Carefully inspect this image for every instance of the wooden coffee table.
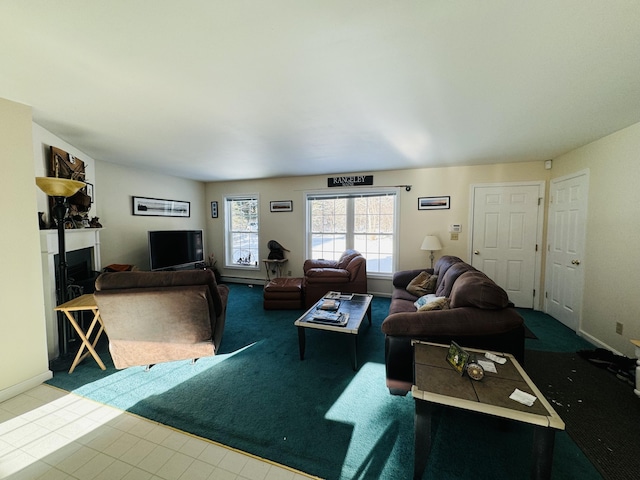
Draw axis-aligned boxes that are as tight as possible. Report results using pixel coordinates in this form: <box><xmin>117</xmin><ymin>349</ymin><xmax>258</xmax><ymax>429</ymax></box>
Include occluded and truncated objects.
<box><xmin>294</xmin><ymin>292</ymin><xmax>373</xmax><ymax>370</ymax></box>
<box><xmin>412</xmin><ymin>341</ymin><xmax>565</xmax><ymax>480</ymax></box>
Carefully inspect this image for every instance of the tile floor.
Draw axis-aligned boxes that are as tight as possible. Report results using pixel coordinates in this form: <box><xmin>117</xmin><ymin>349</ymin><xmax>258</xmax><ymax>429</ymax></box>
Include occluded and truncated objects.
<box><xmin>0</xmin><ymin>385</ymin><xmax>317</xmax><ymax>480</ymax></box>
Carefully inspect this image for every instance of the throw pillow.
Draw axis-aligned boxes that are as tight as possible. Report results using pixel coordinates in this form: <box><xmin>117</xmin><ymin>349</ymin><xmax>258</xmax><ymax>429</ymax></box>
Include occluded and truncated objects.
<box><xmin>418</xmin><ymin>297</ymin><xmax>450</xmax><ymax>311</ymax></box>
<box><xmin>407</xmin><ymin>271</ymin><xmax>438</xmax><ymax>297</ymax></box>
<box><xmin>414</xmin><ymin>293</ymin><xmax>436</xmax><ymax>309</ymax></box>
<box><xmin>449</xmin><ymin>271</ymin><xmax>509</xmax><ymax>309</ymax></box>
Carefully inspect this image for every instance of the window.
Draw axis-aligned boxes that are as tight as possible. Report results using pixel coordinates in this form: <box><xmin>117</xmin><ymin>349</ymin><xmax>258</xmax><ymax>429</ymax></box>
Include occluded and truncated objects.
<box><xmin>224</xmin><ymin>195</ymin><xmax>259</xmax><ymax>268</ymax></box>
<box><xmin>306</xmin><ymin>189</ymin><xmax>397</xmax><ymax>275</ymax></box>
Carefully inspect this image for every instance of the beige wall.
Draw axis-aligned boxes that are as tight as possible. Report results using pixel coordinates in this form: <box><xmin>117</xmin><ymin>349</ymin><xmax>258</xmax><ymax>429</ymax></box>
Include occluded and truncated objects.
<box><xmin>551</xmin><ymin>122</ymin><xmax>640</xmax><ymax>357</ymax></box>
<box><xmin>205</xmin><ymin>161</ymin><xmax>549</xmax><ymax>295</ymax></box>
<box><xmin>95</xmin><ymin>161</ymin><xmax>207</xmax><ymax>270</ymax></box>
<box><xmin>0</xmin><ymin>98</ymin><xmax>51</xmax><ymax>401</ymax></box>
<box><xmin>32</xmin><ymin>122</ymin><xmax>207</xmax><ymax>271</ymax></box>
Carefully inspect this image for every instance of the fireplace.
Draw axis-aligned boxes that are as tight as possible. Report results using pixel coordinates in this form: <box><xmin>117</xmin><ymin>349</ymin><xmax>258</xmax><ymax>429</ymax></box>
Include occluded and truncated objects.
<box><xmin>41</xmin><ymin>228</ymin><xmax>102</xmax><ymax>360</ymax></box>
<box><xmin>54</xmin><ymin>247</ymin><xmax>100</xmax><ymax>299</ymax></box>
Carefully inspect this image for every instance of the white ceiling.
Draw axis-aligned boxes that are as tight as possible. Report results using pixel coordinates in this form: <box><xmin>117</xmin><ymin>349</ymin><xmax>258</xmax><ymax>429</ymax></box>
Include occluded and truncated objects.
<box><xmin>2</xmin><ymin>1</ymin><xmax>640</xmax><ymax>182</ymax></box>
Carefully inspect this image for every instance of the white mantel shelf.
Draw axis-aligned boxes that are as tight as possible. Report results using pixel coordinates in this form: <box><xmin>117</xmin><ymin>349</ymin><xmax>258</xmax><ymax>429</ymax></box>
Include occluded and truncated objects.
<box><xmin>40</xmin><ymin>228</ymin><xmax>102</xmax><ymax>360</ymax></box>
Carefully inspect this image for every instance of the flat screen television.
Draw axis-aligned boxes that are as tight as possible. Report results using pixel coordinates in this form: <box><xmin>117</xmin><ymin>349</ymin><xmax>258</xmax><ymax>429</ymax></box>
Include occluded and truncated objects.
<box><xmin>148</xmin><ymin>230</ymin><xmax>204</xmax><ymax>271</ymax></box>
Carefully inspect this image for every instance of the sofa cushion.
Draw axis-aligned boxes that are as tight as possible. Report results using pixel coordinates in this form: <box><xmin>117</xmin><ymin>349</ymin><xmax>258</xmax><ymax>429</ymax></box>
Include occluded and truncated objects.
<box><xmin>393</xmin><ymin>269</ymin><xmax>432</xmax><ymax>289</ymax></box>
<box><xmin>406</xmin><ymin>271</ymin><xmax>437</xmax><ymax>297</ymax></box>
<box><xmin>303</xmin><ymin>268</ymin><xmax>349</xmax><ymax>283</ymax></box>
<box><xmin>95</xmin><ymin>269</ymin><xmax>225</xmax><ymax>316</ymax></box>
<box><xmin>413</xmin><ymin>293</ymin><xmax>437</xmax><ymax>309</ymax></box>
<box><xmin>435</xmin><ymin>261</ymin><xmax>476</xmax><ymax>297</ymax></box>
<box><xmin>337</xmin><ymin>249</ymin><xmax>361</xmax><ymax>269</ymax></box>
<box><xmin>449</xmin><ymin>271</ymin><xmax>509</xmax><ymax>309</ymax></box>
<box><xmin>433</xmin><ymin>256</ymin><xmax>464</xmax><ymax>291</ymax></box>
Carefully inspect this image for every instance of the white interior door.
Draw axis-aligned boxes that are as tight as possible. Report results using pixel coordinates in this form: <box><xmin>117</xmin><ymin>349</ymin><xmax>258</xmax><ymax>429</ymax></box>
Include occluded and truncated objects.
<box><xmin>545</xmin><ymin>171</ymin><xmax>589</xmax><ymax>332</ymax></box>
<box><xmin>471</xmin><ymin>184</ymin><xmax>542</xmax><ymax>308</ymax></box>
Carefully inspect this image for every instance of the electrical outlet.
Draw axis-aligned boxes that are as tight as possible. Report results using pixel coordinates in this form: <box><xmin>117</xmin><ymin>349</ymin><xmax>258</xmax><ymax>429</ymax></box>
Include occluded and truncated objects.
<box><xmin>616</xmin><ymin>322</ymin><xmax>623</xmax><ymax>335</ymax></box>
<box><xmin>287</xmin><ymin>270</ymin><xmax>292</xmax><ymax>277</ymax></box>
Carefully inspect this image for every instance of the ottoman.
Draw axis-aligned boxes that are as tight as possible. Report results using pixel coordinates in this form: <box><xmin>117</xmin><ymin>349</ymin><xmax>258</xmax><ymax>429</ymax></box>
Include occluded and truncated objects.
<box><xmin>263</xmin><ymin>277</ymin><xmax>303</xmax><ymax>310</ymax></box>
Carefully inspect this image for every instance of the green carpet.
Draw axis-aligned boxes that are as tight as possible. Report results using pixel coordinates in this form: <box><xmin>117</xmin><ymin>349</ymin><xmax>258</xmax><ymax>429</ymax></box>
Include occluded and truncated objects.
<box><xmin>47</xmin><ymin>284</ymin><xmax>602</xmax><ymax>479</ymax></box>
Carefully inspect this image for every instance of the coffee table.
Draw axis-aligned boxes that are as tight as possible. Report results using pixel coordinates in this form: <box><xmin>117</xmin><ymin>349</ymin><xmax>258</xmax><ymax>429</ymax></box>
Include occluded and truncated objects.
<box><xmin>412</xmin><ymin>341</ymin><xmax>565</xmax><ymax>480</ymax></box>
<box><xmin>294</xmin><ymin>292</ymin><xmax>373</xmax><ymax>370</ymax></box>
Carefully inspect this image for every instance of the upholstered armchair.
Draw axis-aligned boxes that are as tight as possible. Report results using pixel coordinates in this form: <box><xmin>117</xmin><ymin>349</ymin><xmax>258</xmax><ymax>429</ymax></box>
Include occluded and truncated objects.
<box><xmin>303</xmin><ymin>249</ymin><xmax>368</xmax><ymax>308</ymax></box>
<box><xmin>94</xmin><ymin>269</ymin><xmax>229</xmax><ymax>369</ymax></box>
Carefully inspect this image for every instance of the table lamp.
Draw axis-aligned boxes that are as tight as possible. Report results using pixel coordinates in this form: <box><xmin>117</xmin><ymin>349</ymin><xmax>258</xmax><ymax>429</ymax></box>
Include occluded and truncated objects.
<box><xmin>420</xmin><ymin>235</ymin><xmax>442</xmax><ymax>269</ymax></box>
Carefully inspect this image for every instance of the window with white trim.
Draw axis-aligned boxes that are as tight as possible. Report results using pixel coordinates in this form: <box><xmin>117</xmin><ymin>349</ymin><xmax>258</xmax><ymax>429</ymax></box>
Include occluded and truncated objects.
<box><xmin>224</xmin><ymin>195</ymin><xmax>259</xmax><ymax>268</ymax></box>
<box><xmin>306</xmin><ymin>189</ymin><xmax>398</xmax><ymax>275</ymax></box>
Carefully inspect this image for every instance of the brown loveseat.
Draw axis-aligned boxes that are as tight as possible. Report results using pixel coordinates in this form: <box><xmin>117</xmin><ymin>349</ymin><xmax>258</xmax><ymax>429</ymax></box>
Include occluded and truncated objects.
<box><xmin>302</xmin><ymin>249</ymin><xmax>368</xmax><ymax>308</ymax></box>
<box><xmin>94</xmin><ymin>269</ymin><xmax>229</xmax><ymax>369</ymax></box>
<box><xmin>381</xmin><ymin>256</ymin><xmax>524</xmax><ymax>395</ymax></box>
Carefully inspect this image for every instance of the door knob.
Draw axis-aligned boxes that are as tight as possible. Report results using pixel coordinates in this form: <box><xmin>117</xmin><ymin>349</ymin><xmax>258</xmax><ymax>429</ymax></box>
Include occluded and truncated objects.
<box><xmin>571</xmin><ymin>259</ymin><xmax>581</xmax><ymax>265</ymax></box>
<box><xmin>474</xmin><ymin>250</ymin><xmax>479</xmax><ymax>255</ymax></box>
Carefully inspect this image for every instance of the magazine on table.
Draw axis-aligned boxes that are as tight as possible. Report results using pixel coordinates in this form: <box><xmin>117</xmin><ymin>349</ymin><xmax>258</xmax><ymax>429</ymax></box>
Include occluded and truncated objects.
<box><xmin>308</xmin><ymin>310</ymin><xmax>350</xmax><ymax>326</ymax></box>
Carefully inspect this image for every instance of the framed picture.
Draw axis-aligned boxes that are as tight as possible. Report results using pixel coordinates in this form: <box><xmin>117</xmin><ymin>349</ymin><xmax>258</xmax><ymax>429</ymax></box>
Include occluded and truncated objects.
<box><xmin>418</xmin><ymin>196</ymin><xmax>450</xmax><ymax>210</ymax></box>
<box><xmin>446</xmin><ymin>341</ymin><xmax>470</xmax><ymax>375</ymax></box>
<box><xmin>85</xmin><ymin>182</ymin><xmax>94</xmax><ymax>203</ymax></box>
<box><xmin>270</xmin><ymin>200</ymin><xmax>293</xmax><ymax>212</ymax></box>
<box><xmin>132</xmin><ymin>196</ymin><xmax>190</xmax><ymax>217</ymax></box>
<box><xmin>211</xmin><ymin>201</ymin><xmax>218</xmax><ymax>218</ymax></box>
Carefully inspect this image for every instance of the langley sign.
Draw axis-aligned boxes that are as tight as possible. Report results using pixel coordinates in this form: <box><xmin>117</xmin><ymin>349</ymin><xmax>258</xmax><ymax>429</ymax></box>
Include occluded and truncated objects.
<box><xmin>328</xmin><ymin>175</ymin><xmax>373</xmax><ymax>187</ymax></box>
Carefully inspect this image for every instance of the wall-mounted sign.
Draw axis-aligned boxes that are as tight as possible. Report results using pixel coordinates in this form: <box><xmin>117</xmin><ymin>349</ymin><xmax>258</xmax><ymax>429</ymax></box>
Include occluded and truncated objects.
<box><xmin>328</xmin><ymin>175</ymin><xmax>373</xmax><ymax>187</ymax></box>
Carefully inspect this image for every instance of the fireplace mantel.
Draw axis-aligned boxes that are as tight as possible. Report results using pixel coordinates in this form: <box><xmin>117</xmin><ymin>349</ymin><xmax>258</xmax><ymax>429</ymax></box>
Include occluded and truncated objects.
<box><xmin>40</xmin><ymin>228</ymin><xmax>102</xmax><ymax>360</ymax></box>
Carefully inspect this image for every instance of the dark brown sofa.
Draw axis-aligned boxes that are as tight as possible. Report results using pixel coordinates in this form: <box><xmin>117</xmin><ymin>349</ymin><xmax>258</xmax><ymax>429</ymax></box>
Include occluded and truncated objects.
<box><xmin>302</xmin><ymin>249</ymin><xmax>367</xmax><ymax>308</ymax></box>
<box><xmin>94</xmin><ymin>269</ymin><xmax>229</xmax><ymax>369</ymax></box>
<box><xmin>381</xmin><ymin>255</ymin><xmax>524</xmax><ymax>395</ymax></box>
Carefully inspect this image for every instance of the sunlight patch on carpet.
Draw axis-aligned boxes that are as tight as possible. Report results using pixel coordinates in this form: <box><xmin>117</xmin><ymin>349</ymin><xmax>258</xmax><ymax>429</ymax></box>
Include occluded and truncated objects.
<box><xmin>324</xmin><ymin>362</ymin><xmax>414</xmax><ymax>479</ymax></box>
<box><xmin>69</xmin><ymin>342</ymin><xmax>258</xmax><ymax>409</ymax></box>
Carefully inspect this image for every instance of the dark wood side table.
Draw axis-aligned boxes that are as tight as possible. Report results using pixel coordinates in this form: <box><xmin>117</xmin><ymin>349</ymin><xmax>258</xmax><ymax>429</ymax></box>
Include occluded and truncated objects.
<box><xmin>294</xmin><ymin>292</ymin><xmax>373</xmax><ymax>370</ymax></box>
<box><xmin>412</xmin><ymin>341</ymin><xmax>564</xmax><ymax>480</ymax></box>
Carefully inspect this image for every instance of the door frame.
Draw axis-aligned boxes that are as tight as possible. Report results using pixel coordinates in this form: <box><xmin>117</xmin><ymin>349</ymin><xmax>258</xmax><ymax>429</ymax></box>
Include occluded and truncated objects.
<box><xmin>543</xmin><ymin>169</ymin><xmax>590</xmax><ymax>331</ymax></box>
<box><xmin>469</xmin><ymin>181</ymin><xmax>546</xmax><ymax>310</ymax></box>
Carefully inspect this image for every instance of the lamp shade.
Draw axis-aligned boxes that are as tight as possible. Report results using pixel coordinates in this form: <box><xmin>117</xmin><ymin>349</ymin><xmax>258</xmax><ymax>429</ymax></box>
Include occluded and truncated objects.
<box><xmin>420</xmin><ymin>235</ymin><xmax>442</xmax><ymax>251</ymax></box>
<box><xmin>36</xmin><ymin>177</ymin><xmax>85</xmax><ymax>197</ymax></box>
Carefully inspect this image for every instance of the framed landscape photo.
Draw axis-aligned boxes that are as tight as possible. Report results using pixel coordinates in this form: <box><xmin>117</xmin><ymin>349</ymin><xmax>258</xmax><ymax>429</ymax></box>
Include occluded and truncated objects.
<box><xmin>270</xmin><ymin>200</ymin><xmax>293</xmax><ymax>212</ymax></box>
<box><xmin>418</xmin><ymin>196</ymin><xmax>450</xmax><ymax>210</ymax></box>
<box><xmin>446</xmin><ymin>341</ymin><xmax>470</xmax><ymax>375</ymax></box>
<box><xmin>132</xmin><ymin>196</ymin><xmax>190</xmax><ymax>217</ymax></box>
<box><xmin>211</xmin><ymin>201</ymin><xmax>218</xmax><ymax>218</ymax></box>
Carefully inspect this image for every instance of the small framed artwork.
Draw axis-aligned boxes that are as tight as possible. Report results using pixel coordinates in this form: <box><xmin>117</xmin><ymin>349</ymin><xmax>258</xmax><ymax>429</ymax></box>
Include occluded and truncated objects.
<box><xmin>132</xmin><ymin>196</ymin><xmax>190</xmax><ymax>217</ymax></box>
<box><xmin>211</xmin><ymin>201</ymin><xmax>218</xmax><ymax>218</ymax></box>
<box><xmin>270</xmin><ymin>200</ymin><xmax>293</xmax><ymax>212</ymax></box>
<box><xmin>446</xmin><ymin>341</ymin><xmax>470</xmax><ymax>375</ymax></box>
<box><xmin>418</xmin><ymin>196</ymin><xmax>450</xmax><ymax>210</ymax></box>
<box><xmin>85</xmin><ymin>182</ymin><xmax>94</xmax><ymax>203</ymax></box>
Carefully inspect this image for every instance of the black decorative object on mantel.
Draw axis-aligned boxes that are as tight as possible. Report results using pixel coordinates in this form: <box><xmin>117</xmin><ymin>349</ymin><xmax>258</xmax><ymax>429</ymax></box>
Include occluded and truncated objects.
<box><xmin>38</xmin><ymin>211</ymin><xmax>47</xmax><ymax>229</ymax></box>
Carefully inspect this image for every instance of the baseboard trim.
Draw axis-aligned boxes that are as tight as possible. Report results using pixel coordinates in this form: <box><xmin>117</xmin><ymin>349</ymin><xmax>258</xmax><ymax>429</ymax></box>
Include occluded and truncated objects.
<box><xmin>0</xmin><ymin>370</ymin><xmax>53</xmax><ymax>403</ymax></box>
<box><xmin>220</xmin><ymin>276</ymin><xmax>267</xmax><ymax>287</ymax></box>
<box><xmin>579</xmin><ymin>330</ymin><xmax>624</xmax><ymax>356</ymax></box>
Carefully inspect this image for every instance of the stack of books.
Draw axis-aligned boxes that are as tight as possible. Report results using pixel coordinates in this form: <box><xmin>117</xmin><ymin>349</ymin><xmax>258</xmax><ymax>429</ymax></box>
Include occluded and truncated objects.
<box><xmin>318</xmin><ymin>299</ymin><xmax>340</xmax><ymax>310</ymax></box>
